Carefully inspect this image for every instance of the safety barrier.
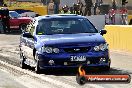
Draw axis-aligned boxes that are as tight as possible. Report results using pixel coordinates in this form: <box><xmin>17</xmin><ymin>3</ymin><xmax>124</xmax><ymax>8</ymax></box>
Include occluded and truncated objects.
<box><xmin>104</xmin><ymin>25</ymin><xmax>132</xmax><ymax>53</ymax></box>
<box><xmin>8</xmin><ymin>6</ymin><xmax>47</xmax><ymax>16</ymax></box>
<box><xmin>128</xmin><ymin>15</ymin><xmax>132</xmax><ymax>24</ymax></box>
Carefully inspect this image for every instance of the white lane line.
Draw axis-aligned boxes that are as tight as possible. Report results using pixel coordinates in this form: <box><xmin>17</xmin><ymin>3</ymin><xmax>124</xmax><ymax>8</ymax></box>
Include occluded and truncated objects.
<box><xmin>0</xmin><ymin>60</ymin><xmax>76</xmax><ymax>88</ymax></box>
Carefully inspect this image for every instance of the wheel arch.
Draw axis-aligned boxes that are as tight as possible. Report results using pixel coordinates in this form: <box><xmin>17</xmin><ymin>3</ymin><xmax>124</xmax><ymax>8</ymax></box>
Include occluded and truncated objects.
<box><xmin>19</xmin><ymin>23</ymin><xmax>27</xmax><ymax>27</ymax></box>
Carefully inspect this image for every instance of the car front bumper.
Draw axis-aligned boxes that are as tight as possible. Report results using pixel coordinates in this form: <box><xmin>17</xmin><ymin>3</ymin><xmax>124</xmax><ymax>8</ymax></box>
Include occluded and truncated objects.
<box><xmin>37</xmin><ymin>51</ymin><xmax>111</xmax><ymax>69</ymax></box>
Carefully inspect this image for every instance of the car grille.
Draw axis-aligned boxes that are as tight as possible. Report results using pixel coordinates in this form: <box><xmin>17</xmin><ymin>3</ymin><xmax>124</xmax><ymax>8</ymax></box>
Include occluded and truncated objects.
<box><xmin>63</xmin><ymin>47</ymin><xmax>91</xmax><ymax>53</ymax></box>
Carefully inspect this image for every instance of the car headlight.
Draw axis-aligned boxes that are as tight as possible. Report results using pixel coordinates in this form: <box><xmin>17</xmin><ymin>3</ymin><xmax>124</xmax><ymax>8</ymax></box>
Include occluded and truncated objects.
<box><xmin>94</xmin><ymin>43</ymin><xmax>108</xmax><ymax>51</ymax></box>
<box><xmin>94</xmin><ymin>46</ymin><xmax>100</xmax><ymax>51</ymax></box>
<box><xmin>99</xmin><ymin>44</ymin><xmax>108</xmax><ymax>51</ymax></box>
<box><xmin>44</xmin><ymin>47</ymin><xmax>53</xmax><ymax>53</ymax></box>
<box><xmin>53</xmin><ymin>48</ymin><xmax>60</xmax><ymax>53</ymax></box>
<box><xmin>42</xmin><ymin>46</ymin><xmax>59</xmax><ymax>53</ymax></box>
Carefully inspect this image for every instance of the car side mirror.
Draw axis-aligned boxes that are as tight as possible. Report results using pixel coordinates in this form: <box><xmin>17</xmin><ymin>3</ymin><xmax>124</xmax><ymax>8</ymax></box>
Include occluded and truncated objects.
<box><xmin>23</xmin><ymin>32</ymin><xmax>33</xmax><ymax>38</ymax></box>
<box><xmin>100</xmin><ymin>29</ymin><xmax>107</xmax><ymax>35</ymax></box>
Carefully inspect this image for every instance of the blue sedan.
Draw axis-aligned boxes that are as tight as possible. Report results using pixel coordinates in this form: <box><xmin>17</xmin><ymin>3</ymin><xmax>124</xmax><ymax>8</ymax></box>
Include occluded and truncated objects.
<box><xmin>19</xmin><ymin>14</ymin><xmax>111</xmax><ymax>73</ymax></box>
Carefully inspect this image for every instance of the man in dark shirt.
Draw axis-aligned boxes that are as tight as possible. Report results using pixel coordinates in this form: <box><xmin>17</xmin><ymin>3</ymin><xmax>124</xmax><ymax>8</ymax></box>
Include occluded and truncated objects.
<box><xmin>1</xmin><ymin>7</ymin><xmax>10</xmax><ymax>33</ymax></box>
<box><xmin>84</xmin><ymin>0</ymin><xmax>93</xmax><ymax>16</ymax></box>
<box><xmin>53</xmin><ymin>0</ymin><xmax>60</xmax><ymax>14</ymax></box>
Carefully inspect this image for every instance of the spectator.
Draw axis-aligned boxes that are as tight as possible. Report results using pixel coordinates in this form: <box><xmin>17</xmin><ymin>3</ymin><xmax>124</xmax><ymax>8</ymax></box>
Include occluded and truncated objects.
<box><xmin>73</xmin><ymin>4</ymin><xmax>81</xmax><ymax>15</ymax></box>
<box><xmin>1</xmin><ymin>6</ymin><xmax>10</xmax><ymax>33</ymax></box>
<box><xmin>93</xmin><ymin>3</ymin><xmax>98</xmax><ymax>15</ymax></box>
<box><xmin>0</xmin><ymin>0</ymin><xmax>4</xmax><ymax>6</ymax></box>
<box><xmin>61</xmin><ymin>5</ymin><xmax>71</xmax><ymax>14</ymax></box>
<box><xmin>53</xmin><ymin>0</ymin><xmax>60</xmax><ymax>14</ymax></box>
<box><xmin>84</xmin><ymin>0</ymin><xmax>93</xmax><ymax>16</ymax></box>
<box><xmin>77</xmin><ymin>0</ymin><xmax>84</xmax><ymax>15</ymax></box>
<box><xmin>3</xmin><ymin>3</ymin><xmax>7</xmax><ymax>7</ymax></box>
<box><xmin>112</xmin><ymin>0</ymin><xmax>117</xmax><ymax>10</ymax></box>
<box><xmin>48</xmin><ymin>0</ymin><xmax>54</xmax><ymax>15</ymax></box>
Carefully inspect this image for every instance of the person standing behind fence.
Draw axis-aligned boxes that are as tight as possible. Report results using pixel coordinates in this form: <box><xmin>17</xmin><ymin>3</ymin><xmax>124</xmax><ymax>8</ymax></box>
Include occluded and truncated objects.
<box><xmin>84</xmin><ymin>0</ymin><xmax>93</xmax><ymax>16</ymax></box>
<box><xmin>112</xmin><ymin>0</ymin><xmax>117</xmax><ymax>10</ymax></box>
<box><xmin>77</xmin><ymin>0</ymin><xmax>84</xmax><ymax>15</ymax></box>
<box><xmin>1</xmin><ymin>4</ymin><xmax>10</xmax><ymax>33</ymax></box>
<box><xmin>53</xmin><ymin>0</ymin><xmax>60</xmax><ymax>14</ymax></box>
<box><xmin>61</xmin><ymin>5</ymin><xmax>71</xmax><ymax>14</ymax></box>
<box><xmin>48</xmin><ymin>0</ymin><xmax>54</xmax><ymax>15</ymax></box>
<box><xmin>73</xmin><ymin>4</ymin><xmax>81</xmax><ymax>15</ymax></box>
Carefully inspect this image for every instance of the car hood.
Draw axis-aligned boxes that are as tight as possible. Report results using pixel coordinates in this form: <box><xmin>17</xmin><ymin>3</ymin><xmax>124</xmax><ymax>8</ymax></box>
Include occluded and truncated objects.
<box><xmin>35</xmin><ymin>33</ymin><xmax>106</xmax><ymax>48</ymax></box>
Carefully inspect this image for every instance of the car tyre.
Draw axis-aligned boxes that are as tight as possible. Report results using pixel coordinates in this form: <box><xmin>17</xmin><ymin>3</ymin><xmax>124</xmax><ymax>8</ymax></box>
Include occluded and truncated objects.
<box><xmin>104</xmin><ymin>66</ymin><xmax>110</xmax><ymax>71</ymax></box>
<box><xmin>35</xmin><ymin>54</ymin><xmax>41</xmax><ymax>74</ymax></box>
<box><xmin>19</xmin><ymin>24</ymin><xmax>27</xmax><ymax>33</ymax></box>
<box><xmin>20</xmin><ymin>51</ymin><xmax>28</xmax><ymax>69</ymax></box>
<box><xmin>101</xmin><ymin>66</ymin><xmax>110</xmax><ymax>71</ymax></box>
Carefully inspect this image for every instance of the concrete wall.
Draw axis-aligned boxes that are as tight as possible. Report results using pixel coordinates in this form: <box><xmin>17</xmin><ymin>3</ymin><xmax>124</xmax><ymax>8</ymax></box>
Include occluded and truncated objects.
<box><xmin>104</xmin><ymin>25</ymin><xmax>132</xmax><ymax>53</ymax></box>
<box><xmin>8</xmin><ymin>6</ymin><xmax>47</xmax><ymax>15</ymax></box>
<box><xmin>128</xmin><ymin>15</ymin><xmax>132</xmax><ymax>23</ymax></box>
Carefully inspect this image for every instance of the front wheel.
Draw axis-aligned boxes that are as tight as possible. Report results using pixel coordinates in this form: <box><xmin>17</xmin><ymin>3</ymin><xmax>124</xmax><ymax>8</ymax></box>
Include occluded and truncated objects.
<box><xmin>103</xmin><ymin>66</ymin><xmax>110</xmax><ymax>71</ymax></box>
<box><xmin>20</xmin><ymin>50</ymin><xmax>28</xmax><ymax>69</ymax></box>
<box><xmin>100</xmin><ymin>66</ymin><xmax>110</xmax><ymax>71</ymax></box>
<box><xmin>34</xmin><ymin>54</ymin><xmax>42</xmax><ymax>74</ymax></box>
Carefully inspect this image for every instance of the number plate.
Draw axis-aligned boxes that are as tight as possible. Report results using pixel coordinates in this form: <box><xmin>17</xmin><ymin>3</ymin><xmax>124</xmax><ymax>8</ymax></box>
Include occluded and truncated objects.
<box><xmin>70</xmin><ymin>56</ymin><xmax>86</xmax><ymax>61</ymax></box>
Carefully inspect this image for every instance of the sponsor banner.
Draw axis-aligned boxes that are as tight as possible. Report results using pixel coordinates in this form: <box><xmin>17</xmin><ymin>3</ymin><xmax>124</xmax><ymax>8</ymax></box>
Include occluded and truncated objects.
<box><xmin>76</xmin><ymin>66</ymin><xmax>131</xmax><ymax>85</ymax></box>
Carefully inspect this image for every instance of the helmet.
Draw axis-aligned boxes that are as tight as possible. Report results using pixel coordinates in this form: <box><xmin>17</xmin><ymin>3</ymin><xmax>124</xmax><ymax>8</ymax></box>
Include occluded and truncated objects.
<box><xmin>73</xmin><ymin>3</ymin><xmax>77</xmax><ymax>8</ymax></box>
<box><xmin>73</xmin><ymin>3</ymin><xmax>76</xmax><ymax>6</ymax></box>
<box><xmin>76</xmin><ymin>4</ymin><xmax>80</xmax><ymax>9</ymax></box>
<box><xmin>76</xmin><ymin>4</ymin><xmax>80</xmax><ymax>6</ymax></box>
<box><xmin>62</xmin><ymin>5</ymin><xmax>69</xmax><ymax>11</ymax></box>
<box><xmin>63</xmin><ymin>5</ymin><xmax>68</xmax><ymax>8</ymax></box>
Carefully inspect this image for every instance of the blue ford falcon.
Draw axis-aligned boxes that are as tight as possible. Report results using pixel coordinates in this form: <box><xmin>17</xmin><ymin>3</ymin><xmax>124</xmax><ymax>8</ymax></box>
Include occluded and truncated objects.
<box><xmin>19</xmin><ymin>14</ymin><xmax>111</xmax><ymax>73</ymax></box>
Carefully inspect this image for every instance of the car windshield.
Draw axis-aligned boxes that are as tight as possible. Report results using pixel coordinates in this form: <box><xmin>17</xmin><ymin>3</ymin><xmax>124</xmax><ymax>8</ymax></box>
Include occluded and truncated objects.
<box><xmin>36</xmin><ymin>18</ymin><xmax>98</xmax><ymax>35</ymax></box>
<box><xmin>9</xmin><ymin>11</ymin><xmax>21</xmax><ymax>18</ymax></box>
